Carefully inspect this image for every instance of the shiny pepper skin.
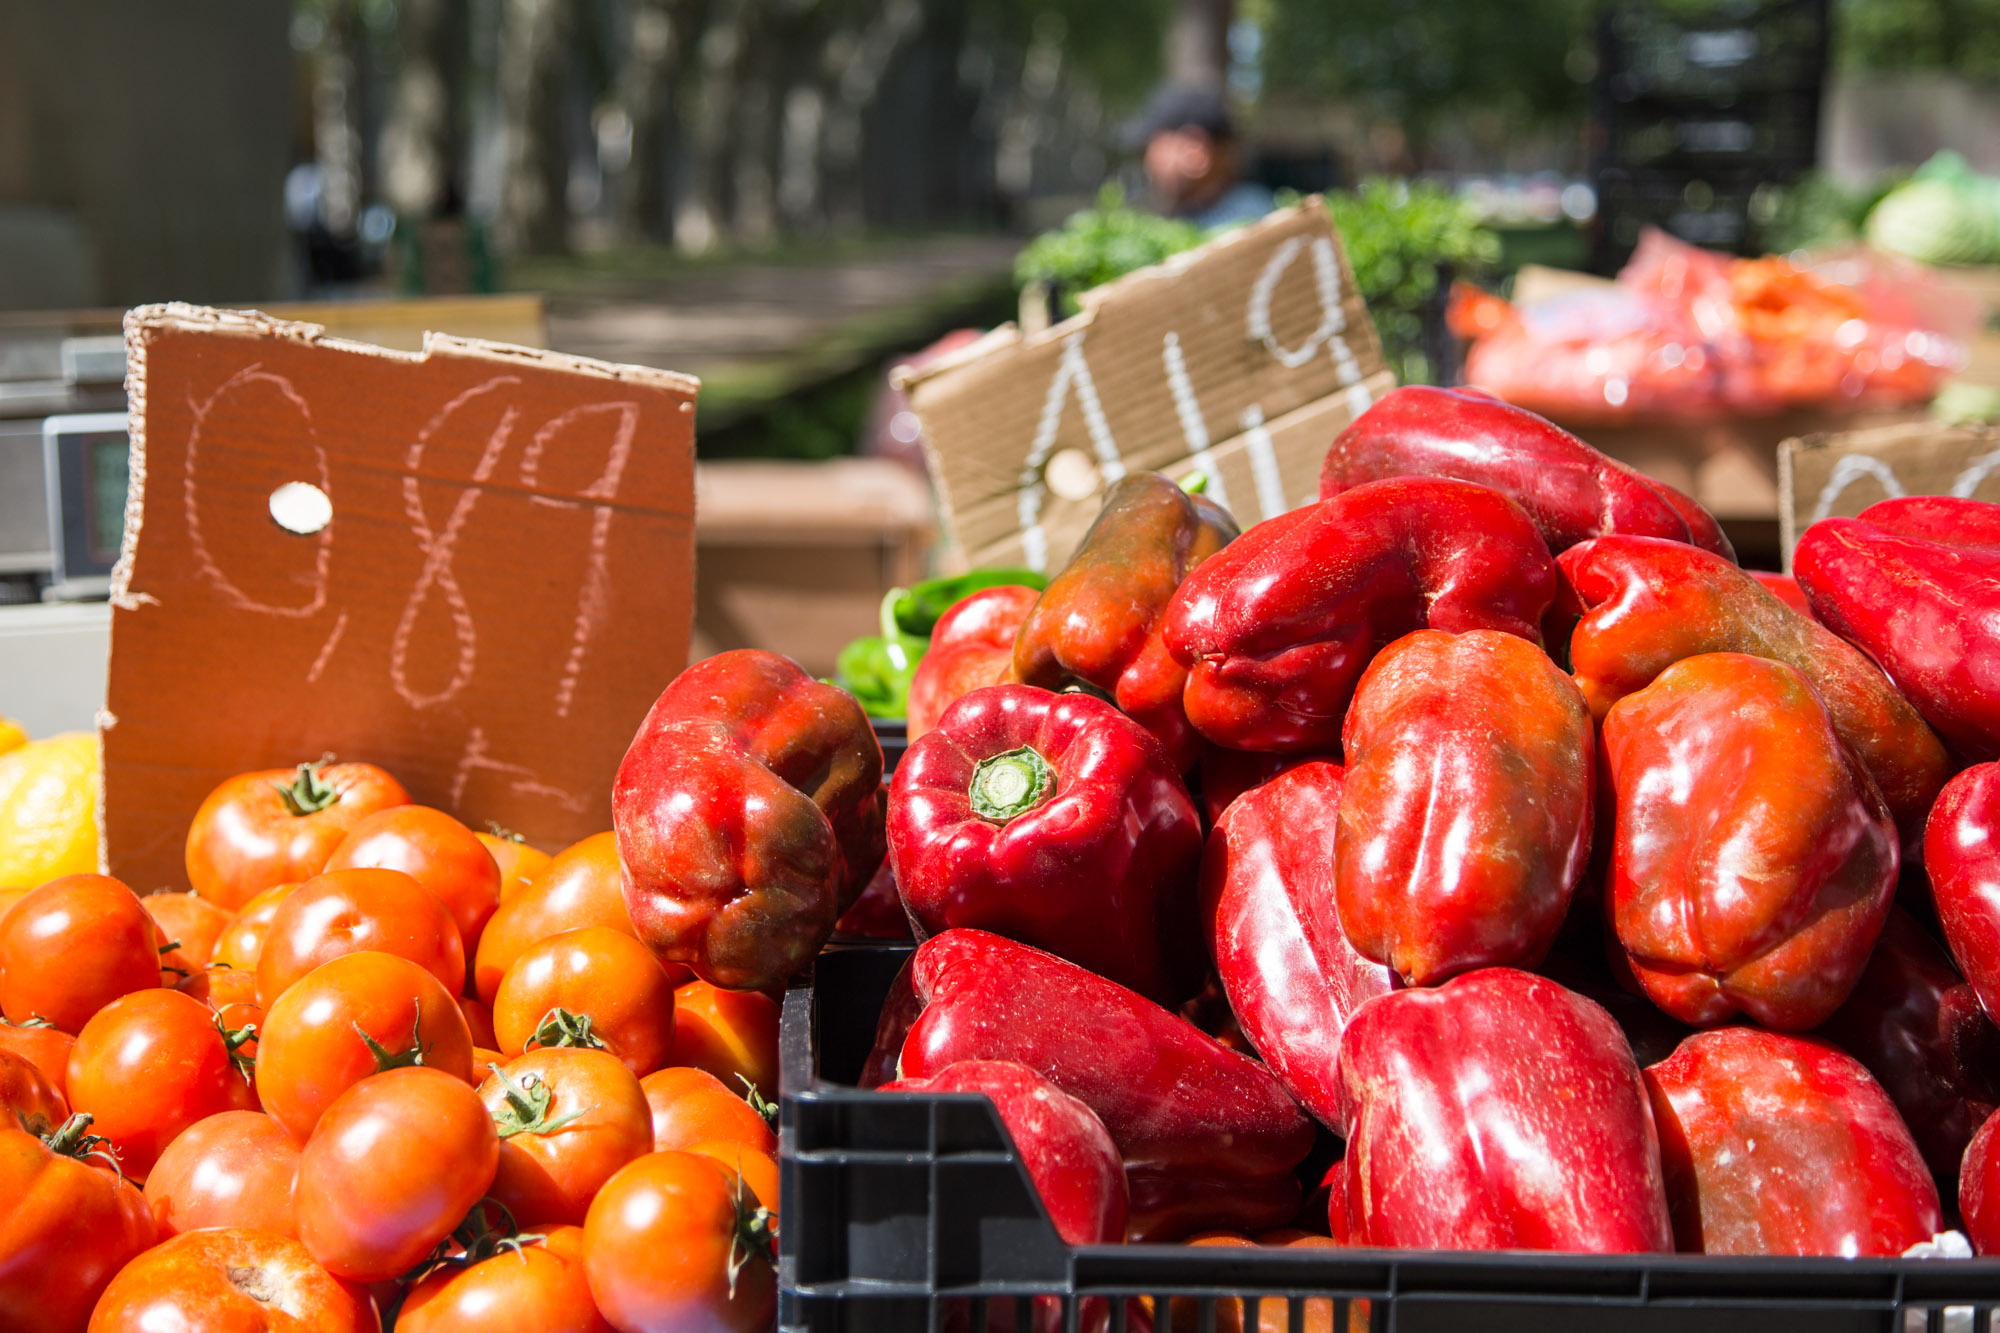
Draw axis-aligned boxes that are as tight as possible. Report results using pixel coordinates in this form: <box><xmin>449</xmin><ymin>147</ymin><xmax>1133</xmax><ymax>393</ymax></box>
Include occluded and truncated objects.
<box><xmin>1013</xmin><ymin>473</ymin><xmax>1237</xmax><ymax>769</ymax></box>
<box><xmin>1320</xmin><ymin>385</ymin><xmax>1734</xmax><ymax>559</ymax></box>
<box><xmin>1817</xmin><ymin>906</ymin><xmax>2000</xmax><ymax>1189</ymax></box>
<box><xmin>614</xmin><ymin>649</ymin><xmax>885</xmax><ymax>992</ymax></box>
<box><xmin>1164</xmin><ymin>477</ymin><xmax>1559</xmax><ymax>754</ymax></box>
<box><xmin>1336</xmin><ymin>629</ymin><xmax>1593</xmax><ymax>986</ymax></box>
<box><xmin>896</xmin><ymin>929</ymin><xmax>1315</xmax><ymax>1243</ymax></box>
<box><xmin>1562</xmin><ymin>534</ymin><xmax>1949</xmax><ymax>849</ymax></box>
<box><xmin>889</xmin><ymin>685</ymin><xmax>1204</xmax><ymax>1005</ymax></box>
<box><xmin>1200</xmin><ymin>760</ymin><xmax>1395</xmax><ymax>1129</ymax></box>
<box><xmin>1332</xmin><ymin>967</ymin><xmax>1673</xmax><ymax>1252</ymax></box>
<box><xmin>1645</xmin><ymin>1027</ymin><xmax>1940</xmax><ymax>1256</ymax></box>
<box><xmin>906</xmin><ymin>585</ymin><xmax>1041</xmax><ymax>740</ymax></box>
<box><xmin>1795</xmin><ymin>495</ymin><xmax>2000</xmax><ymax>761</ymax></box>
<box><xmin>1602</xmin><ymin>653</ymin><xmax>1898</xmax><ymax>1030</ymax></box>
<box><xmin>1961</xmin><ymin>1109</ymin><xmax>2000</xmax><ymax>1255</ymax></box>
<box><xmin>1926</xmin><ymin>762</ymin><xmax>2000</xmax><ymax>1025</ymax></box>
<box><xmin>881</xmin><ymin>1059</ymin><xmax>1127</xmax><ymax>1246</ymax></box>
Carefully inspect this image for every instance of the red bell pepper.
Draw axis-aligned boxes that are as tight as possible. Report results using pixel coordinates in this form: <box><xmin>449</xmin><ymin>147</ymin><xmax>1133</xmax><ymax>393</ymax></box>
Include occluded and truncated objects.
<box><xmin>1164</xmin><ymin>477</ymin><xmax>1559</xmax><ymax>753</ymax></box>
<box><xmin>1962</xmin><ymin>1110</ymin><xmax>2000</xmax><ymax>1255</ymax></box>
<box><xmin>613</xmin><ymin>648</ymin><xmax>886</xmax><ymax>991</ymax></box>
<box><xmin>895</xmin><ymin>928</ymin><xmax>1315</xmax><ymax>1242</ymax></box>
<box><xmin>1195</xmin><ymin>745</ymin><xmax>1327</xmax><ymax>827</ymax></box>
<box><xmin>1926</xmin><ymin>762</ymin><xmax>2000</xmax><ymax>1024</ymax></box>
<box><xmin>832</xmin><ymin>858</ymin><xmax>913</xmax><ymax>940</ymax></box>
<box><xmin>888</xmin><ymin>684</ymin><xmax>1204</xmax><ymax>1005</ymax></box>
<box><xmin>1332</xmin><ymin>967</ymin><xmax>1672</xmax><ymax>1252</ymax></box>
<box><xmin>1319</xmin><ymin>386</ymin><xmax>1734</xmax><ymax>559</ymax></box>
<box><xmin>1013</xmin><ymin>473</ymin><xmax>1237</xmax><ymax>769</ymax></box>
<box><xmin>906</xmin><ymin>585</ymin><xmax>1041</xmax><ymax>740</ymax></box>
<box><xmin>1817</xmin><ymin>905</ymin><xmax>2000</xmax><ymax>1188</ymax></box>
<box><xmin>1602</xmin><ymin>652</ymin><xmax>1898</xmax><ymax>1030</ymax></box>
<box><xmin>1645</xmin><ymin>1027</ymin><xmax>1941</xmax><ymax>1256</ymax></box>
<box><xmin>1563</xmin><ymin>534</ymin><xmax>1949</xmax><ymax>849</ymax></box>
<box><xmin>881</xmin><ymin>1059</ymin><xmax>1127</xmax><ymax>1245</ymax></box>
<box><xmin>1795</xmin><ymin>495</ymin><xmax>2000</xmax><ymax>761</ymax></box>
<box><xmin>1337</xmin><ymin>629</ymin><xmax>1593</xmax><ymax>985</ymax></box>
<box><xmin>1751</xmin><ymin>570</ymin><xmax>1815</xmax><ymax>617</ymax></box>
<box><xmin>1200</xmin><ymin>759</ymin><xmax>1395</xmax><ymax>1129</ymax></box>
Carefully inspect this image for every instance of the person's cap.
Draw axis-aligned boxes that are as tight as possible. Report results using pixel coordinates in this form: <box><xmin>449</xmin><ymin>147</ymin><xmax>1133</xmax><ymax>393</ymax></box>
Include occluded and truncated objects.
<box><xmin>1118</xmin><ymin>83</ymin><xmax>1234</xmax><ymax>150</ymax></box>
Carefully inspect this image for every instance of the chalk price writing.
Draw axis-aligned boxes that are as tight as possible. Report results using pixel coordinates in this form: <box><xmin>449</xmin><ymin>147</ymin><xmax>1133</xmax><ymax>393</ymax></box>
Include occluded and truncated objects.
<box><xmin>181</xmin><ymin>364</ymin><xmax>640</xmax><ymax>721</ymax></box>
<box><xmin>1013</xmin><ymin>226</ymin><xmax>1376</xmax><ymax>572</ymax></box>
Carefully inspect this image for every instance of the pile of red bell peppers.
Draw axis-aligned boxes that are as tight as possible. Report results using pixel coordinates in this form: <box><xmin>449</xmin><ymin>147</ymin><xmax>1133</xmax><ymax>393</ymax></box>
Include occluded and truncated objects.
<box><xmin>613</xmin><ymin>384</ymin><xmax>2000</xmax><ymax>1258</ymax></box>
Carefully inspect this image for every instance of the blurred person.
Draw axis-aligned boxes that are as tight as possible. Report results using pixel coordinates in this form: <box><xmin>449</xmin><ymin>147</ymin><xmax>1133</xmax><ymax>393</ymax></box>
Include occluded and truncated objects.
<box><xmin>1123</xmin><ymin>84</ymin><xmax>1273</xmax><ymax>230</ymax></box>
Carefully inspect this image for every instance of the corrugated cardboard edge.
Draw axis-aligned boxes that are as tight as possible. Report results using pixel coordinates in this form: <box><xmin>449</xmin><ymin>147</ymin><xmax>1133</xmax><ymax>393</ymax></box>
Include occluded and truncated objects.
<box><xmin>890</xmin><ymin>196</ymin><xmax>1330</xmax><ymax>396</ymax></box>
<box><xmin>104</xmin><ymin>300</ymin><xmax>702</xmax><ymax>871</ymax></box>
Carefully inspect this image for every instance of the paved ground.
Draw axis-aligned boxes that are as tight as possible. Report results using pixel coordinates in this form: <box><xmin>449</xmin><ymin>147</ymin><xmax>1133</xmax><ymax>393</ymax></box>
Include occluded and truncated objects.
<box><xmin>534</xmin><ymin>233</ymin><xmax>1021</xmax><ymax>381</ymax></box>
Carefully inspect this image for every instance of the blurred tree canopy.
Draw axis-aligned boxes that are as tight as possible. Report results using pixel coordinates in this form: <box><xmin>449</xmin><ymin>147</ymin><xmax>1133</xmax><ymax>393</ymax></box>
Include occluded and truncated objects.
<box><xmin>1833</xmin><ymin>0</ymin><xmax>2000</xmax><ymax>76</ymax></box>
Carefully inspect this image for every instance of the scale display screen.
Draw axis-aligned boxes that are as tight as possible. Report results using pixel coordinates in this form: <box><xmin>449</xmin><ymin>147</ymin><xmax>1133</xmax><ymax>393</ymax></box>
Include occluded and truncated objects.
<box><xmin>44</xmin><ymin>412</ymin><xmax>130</xmax><ymax>588</ymax></box>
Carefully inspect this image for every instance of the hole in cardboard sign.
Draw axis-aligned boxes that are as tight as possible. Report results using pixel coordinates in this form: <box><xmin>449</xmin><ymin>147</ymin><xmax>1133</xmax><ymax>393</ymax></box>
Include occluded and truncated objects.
<box><xmin>1044</xmin><ymin>448</ymin><xmax>1101</xmax><ymax>501</ymax></box>
<box><xmin>269</xmin><ymin>481</ymin><xmax>333</xmax><ymax>535</ymax></box>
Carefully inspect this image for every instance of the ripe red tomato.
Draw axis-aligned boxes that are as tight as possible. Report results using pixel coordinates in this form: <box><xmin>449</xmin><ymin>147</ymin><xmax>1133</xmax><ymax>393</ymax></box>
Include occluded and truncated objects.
<box><xmin>494</xmin><ymin>927</ymin><xmax>678</xmax><ymax>1075</ymax></box>
<box><xmin>640</xmin><ymin>1066</ymin><xmax>776</xmax><ymax>1156</ymax></box>
<box><xmin>458</xmin><ymin>994</ymin><xmax>498</xmax><ymax>1050</ymax></box>
<box><xmin>179</xmin><ymin>962</ymin><xmax>260</xmax><ymax>1010</ymax></box>
<box><xmin>0</xmin><ymin>1046</ymin><xmax>65</xmax><ymax>1130</ymax></box>
<box><xmin>398</xmin><ymin>1224</ymin><xmax>608</xmax><ymax>1333</ymax></box>
<box><xmin>477</xmin><ymin>830</ymin><xmax>554</xmax><ymax>903</ymax></box>
<box><xmin>210</xmin><ymin>881</ymin><xmax>299</xmax><ymax>972</ymax></box>
<box><xmin>256</xmin><ymin>951</ymin><xmax>475</xmax><ymax>1142</ymax></box>
<box><xmin>141</xmin><ymin>891</ymin><xmax>234</xmax><ymax>969</ymax></box>
<box><xmin>583</xmin><ymin>1150</ymin><xmax>775</xmax><ymax>1333</ymax></box>
<box><xmin>688</xmin><ymin>1138</ymin><xmax>780</xmax><ymax>1211</ymax></box>
<box><xmin>88</xmin><ymin>1227</ymin><xmax>377</xmax><ymax>1333</ymax></box>
<box><xmin>185</xmin><ymin>760</ymin><xmax>409</xmax><ymax>910</ymax></box>
<box><xmin>0</xmin><ymin>1116</ymin><xmax>156</xmax><ymax>1332</ymax></box>
<box><xmin>672</xmin><ymin>978</ymin><xmax>781</xmax><ymax>1097</ymax></box>
<box><xmin>0</xmin><ymin>1018</ymin><xmax>75</xmax><ymax>1099</ymax></box>
<box><xmin>473</xmin><ymin>832</ymin><xmax>639</xmax><ymax>1004</ymax></box>
<box><xmin>144</xmin><ymin>1109</ymin><xmax>301</xmax><ymax>1239</ymax></box>
<box><xmin>295</xmin><ymin>1066</ymin><xmax>499</xmax><ymax>1282</ymax></box>
<box><xmin>65</xmin><ymin>987</ymin><xmax>257</xmax><ymax>1182</ymax></box>
<box><xmin>480</xmin><ymin>1048</ymin><xmax>652</xmax><ymax>1226</ymax></box>
<box><xmin>256</xmin><ymin>867</ymin><xmax>464</xmax><ymax>1006</ymax></box>
<box><xmin>326</xmin><ymin>806</ymin><xmax>503</xmax><ymax>959</ymax></box>
<box><xmin>0</xmin><ymin>875</ymin><xmax>161</xmax><ymax>1033</ymax></box>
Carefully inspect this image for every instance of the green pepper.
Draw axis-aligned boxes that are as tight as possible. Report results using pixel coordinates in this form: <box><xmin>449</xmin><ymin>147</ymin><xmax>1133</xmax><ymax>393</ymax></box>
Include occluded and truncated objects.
<box><xmin>834</xmin><ymin>590</ymin><xmax>931</xmax><ymax>719</ymax></box>
<box><xmin>890</xmin><ymin>568</ymin><xmax>1047</xmax><ymax>638</ymax></box>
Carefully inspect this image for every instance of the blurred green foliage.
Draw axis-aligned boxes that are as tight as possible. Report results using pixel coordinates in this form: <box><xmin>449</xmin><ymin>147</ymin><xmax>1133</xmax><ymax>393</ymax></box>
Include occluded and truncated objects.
<box><xmin>1834</xmin><ymin>0</ymin><xmax>2000</xmax><ymax>76</ymax></box>
<box><xmin>1759</xmin><ymin>170</ymin><xmax>1905</xmax><ymax>254</ymax></box>
<box><xmin>1326</xmin><ymin>180</ymin><xmax>1502</xmax><ymax>382</ymax></box>
<box><xmin>1259</xmin><ymin>0</ymin><xmax>1596</xmax><ymax>149</ymax></box>
<box><xmin>1013</xmin><ymin>186</ymin><xmax>1205</xmax><ymax>317</ymax></box>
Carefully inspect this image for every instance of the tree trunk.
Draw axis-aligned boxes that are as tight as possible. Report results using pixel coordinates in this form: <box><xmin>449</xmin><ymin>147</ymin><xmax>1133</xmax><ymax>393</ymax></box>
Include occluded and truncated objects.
<box><xmin>675</xmin><ymin>0</ymin><xmax>761</xmax><ymax>253</ymax></box>
<box><xmin>817</xmin><ymin>0</ymin><xmax>924</xmax><ymax>234</ymax></box>
<box><xmin>614</xmin><ymin>0</ymin><xmax>693</xmax><ymax>244</ymax></box>
<box><xmin>380</xmin><ymin>0</ymin><xmax>468</xmax><ymax>218</ymax></box>
<box><xmin>499</xmin><ymin>0</ymin><xmax>574</xmax><ymax>254</ymax></box>
<box><xmin>1165</xmin><ymin>0</ymin><xmax>1232</xmax><ymax>91</ymax></box>
<box><xmin>312</xmin><ymin>0</ymin><xmax>365</xmax><ymax>237</ymax></box>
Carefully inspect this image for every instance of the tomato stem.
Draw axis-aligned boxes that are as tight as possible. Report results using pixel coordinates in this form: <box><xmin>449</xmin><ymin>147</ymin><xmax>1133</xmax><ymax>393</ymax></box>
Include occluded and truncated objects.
<box><xmin>485</xmin><ymin>1063</ymin><xmax>586</xmax><ymax>1139</ymax></box>
<box><xmin>526</xmin><ymin>1007</ymin><xmax>608</xmax><ymax>1053</ymax></box>
<box><xmin>737</xmin><ymin>1074</ymin><xmax>779</xmax><ymax>1132</ymax></box>
<box><xmin>217</xmin><ymin>1014</ymin><xmax>258</xmax><ymax>1080</ymax></box>
<box><xmin>486</xmin><ymin>822</ymin><xmax>526</xmax><ymax>843</ymax></box>
<box><xmin>725</xmin><ymin>1171</ymin><xmax>777</xmax><ymax>1299</ymax></box>
<box><xmin>355</xmin><ymin>1016</ymin><xmax>431</xmax><ymax>1073</ymax></box>
<box><xmin>40</xmin><ymin>1113</ymin><xmax>126</xmax><ymax>1178</ymax></box>
<box><xmin>274</xmin><ymin>761</ymin><xmax>340</xmax><ymax>817</ymax></box>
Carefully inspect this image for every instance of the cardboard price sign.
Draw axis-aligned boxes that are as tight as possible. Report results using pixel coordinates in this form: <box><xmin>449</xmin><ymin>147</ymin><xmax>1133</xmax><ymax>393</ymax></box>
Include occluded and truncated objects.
<box><xmin>900</xmin><ymin>200</ymin><xmax>1396</xmax><ymax>572</ymax></box>
<box><xmin>1778</xmin><ymin>421</ymin><xmax>2000</xmax><ymax>563</ymax></box>
<box><xmin>107</xmin><ymin>304</ymin><xmax>697</xmax><ymax>890</ymax></box>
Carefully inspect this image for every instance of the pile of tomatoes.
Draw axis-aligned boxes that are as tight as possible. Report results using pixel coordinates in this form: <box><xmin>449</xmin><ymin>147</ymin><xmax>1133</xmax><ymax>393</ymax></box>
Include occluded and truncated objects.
<box><xmin>0</xmin><ymin>760</ymin><xmax>783</xmax><ymax>1332</ymax></box>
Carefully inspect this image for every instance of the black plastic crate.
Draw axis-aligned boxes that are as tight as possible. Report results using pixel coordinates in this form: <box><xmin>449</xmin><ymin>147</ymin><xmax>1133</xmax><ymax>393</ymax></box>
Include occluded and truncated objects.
<box><xmin>779</xmin><ymin>943</ymin><xmax>2000</xmax><ymax>1333</ymax></box>
<box><xmin>873</xmin><ymin>718</ymin><xmax>910</xmax><ymax>777</ymax></box>
<box><xmin>1598</xmin><ymin>90</ymin><xmax>1821</xmax><ymax>176</ymax></box>
<box><xmin>1597</xmin><ymin>0</ymin><xmax>1830</xmax><ymax>104</ymax></box>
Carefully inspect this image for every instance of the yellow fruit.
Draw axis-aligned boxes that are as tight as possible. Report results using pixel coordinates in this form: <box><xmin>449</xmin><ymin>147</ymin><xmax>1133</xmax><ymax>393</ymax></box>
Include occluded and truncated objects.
<box><xmin>0</xmin><ymin>731</ymin><xmax>100</xmax><ymax>888</ymax></box>
<box><xmin>0</xmin><ymin>716</ymin><xmax>25</xmax><ymax>757</ymax></box>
